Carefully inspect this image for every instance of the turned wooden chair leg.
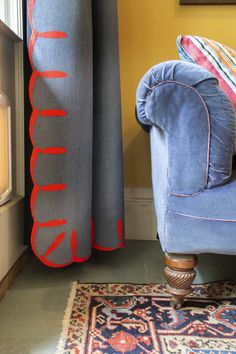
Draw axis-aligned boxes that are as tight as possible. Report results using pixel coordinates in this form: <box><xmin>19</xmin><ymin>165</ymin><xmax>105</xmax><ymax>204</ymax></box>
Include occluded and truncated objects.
<box><xmin>164</xmin><ymin>253</ymin><xmax>198</xmax><ymax>309</ymax></box>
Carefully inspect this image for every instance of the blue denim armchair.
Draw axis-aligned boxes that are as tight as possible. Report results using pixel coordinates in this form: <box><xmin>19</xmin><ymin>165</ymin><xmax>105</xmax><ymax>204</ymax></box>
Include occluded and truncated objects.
<box><xmin>136</xmin><ymin>60</ymin><xmax>236</xmax><ymax>308</ymax></box>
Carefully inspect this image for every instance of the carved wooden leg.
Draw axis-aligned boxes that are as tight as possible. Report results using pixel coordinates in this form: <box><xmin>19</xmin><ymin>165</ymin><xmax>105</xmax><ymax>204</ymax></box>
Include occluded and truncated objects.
<box><xmin>164</xmin><ymin>253</ymin><xmax>198</xmax><ymax>309</ymax></box>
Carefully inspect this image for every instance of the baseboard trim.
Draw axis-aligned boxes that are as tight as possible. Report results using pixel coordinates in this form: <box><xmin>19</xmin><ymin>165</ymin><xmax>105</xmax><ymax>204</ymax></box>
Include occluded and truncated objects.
<box><xmin>125</xmin><ymin>188</ymin><xmax>157</xmax><ymax>240</ymax></box>
<box><xmin>0</xmin><ymin>248</ymin><xmax>28</xmax><ymax>302</ymax></box>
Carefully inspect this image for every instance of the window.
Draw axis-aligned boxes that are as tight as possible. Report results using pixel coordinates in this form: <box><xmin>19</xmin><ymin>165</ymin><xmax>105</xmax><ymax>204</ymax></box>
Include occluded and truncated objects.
<box><xmin>0</xmin><ymin>0</ymin><xmax>23</xmax><ymax>38</ymax></box>
<box><xmin>0</xmin><ymin>93</ymin><xmax>12</xmax><ymax>206</ymax></box>
<box><xmin>0</xmin><ymin>0</ymin><xmax>24</xmax><ymax>205</ymax></box>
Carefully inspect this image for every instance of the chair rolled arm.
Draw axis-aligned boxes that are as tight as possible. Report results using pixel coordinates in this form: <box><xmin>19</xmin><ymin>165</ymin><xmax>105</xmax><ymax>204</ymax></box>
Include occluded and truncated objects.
<box><xmin>136</xmin><ymin>60</ymin><xmax>235</xmax><ymax>195</ymax></box>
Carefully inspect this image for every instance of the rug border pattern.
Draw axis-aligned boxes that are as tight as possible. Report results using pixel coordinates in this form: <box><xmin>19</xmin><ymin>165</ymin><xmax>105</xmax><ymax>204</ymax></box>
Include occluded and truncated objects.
<box><xmin>56</xmin><ymin>281</ymin><xmax>236</xmax><ymax>354</ymax></box>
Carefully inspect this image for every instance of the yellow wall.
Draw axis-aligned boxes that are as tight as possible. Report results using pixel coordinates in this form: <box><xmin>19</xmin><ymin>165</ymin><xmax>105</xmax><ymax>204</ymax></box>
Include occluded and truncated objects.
<box><xmin>118</xmin><ymin>0</ymin><xmax>236</xmax><ymax>188</ymax></box>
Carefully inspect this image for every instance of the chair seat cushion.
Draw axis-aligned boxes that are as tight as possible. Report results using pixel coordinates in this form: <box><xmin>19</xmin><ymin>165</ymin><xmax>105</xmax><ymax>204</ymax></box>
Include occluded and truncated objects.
<box><xmin>165</xmin><ymin>171</ymin><xmax>236</xmax><ymax>255</ymax></box>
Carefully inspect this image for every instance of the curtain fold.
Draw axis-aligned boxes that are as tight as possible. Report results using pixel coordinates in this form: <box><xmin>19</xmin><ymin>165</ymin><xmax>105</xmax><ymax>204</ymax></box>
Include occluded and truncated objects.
<box><xmin>27</xmin><ymin>0</ymin><xmax>124</xmax><ymax>267</ymax></box>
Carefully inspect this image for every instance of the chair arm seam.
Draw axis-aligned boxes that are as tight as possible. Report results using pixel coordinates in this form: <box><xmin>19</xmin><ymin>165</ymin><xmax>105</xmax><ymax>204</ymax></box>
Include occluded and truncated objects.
<box><xmin>168</xmin><ymin>209</ymin><xmax>236</xmax><ymax>222</ymax></box>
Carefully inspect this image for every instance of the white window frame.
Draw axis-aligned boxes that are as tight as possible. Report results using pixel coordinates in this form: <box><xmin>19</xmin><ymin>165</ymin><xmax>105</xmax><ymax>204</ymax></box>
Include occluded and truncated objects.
<box><xmin>0</xmin><ymin>92</ymin><xmax>13</xmax><ymax>206</ymax></box>
<box><xmin>0</xmin><ymin>3</ymin><xmax>24</xmax><ymax>206</ymax></box>
<box><xmin>0</xmin><ymin>0</ymin><xmax>23</xmax><ymax>38</ymax></box>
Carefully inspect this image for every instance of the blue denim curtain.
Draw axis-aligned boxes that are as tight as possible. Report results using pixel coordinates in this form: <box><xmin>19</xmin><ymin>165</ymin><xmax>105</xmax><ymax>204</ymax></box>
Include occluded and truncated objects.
<box><xmin>27</xmin><ymin>0</ymin><xmax>124</xmax><ymax>267</ymax></box>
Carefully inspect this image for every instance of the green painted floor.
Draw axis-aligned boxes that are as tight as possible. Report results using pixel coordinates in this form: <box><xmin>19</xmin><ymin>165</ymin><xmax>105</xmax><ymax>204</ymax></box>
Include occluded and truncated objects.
<box><xmin>0</xmin><ymin>240</ymin><xmax>236</xmax><ymax>354</ymax></box>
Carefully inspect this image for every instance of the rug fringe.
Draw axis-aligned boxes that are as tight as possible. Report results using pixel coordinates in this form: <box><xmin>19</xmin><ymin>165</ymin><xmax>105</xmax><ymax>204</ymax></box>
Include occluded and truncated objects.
<box><xmin>56</xmin><ymin>282</ymin><xmax>77</xmax><ymax>354</ymax></box>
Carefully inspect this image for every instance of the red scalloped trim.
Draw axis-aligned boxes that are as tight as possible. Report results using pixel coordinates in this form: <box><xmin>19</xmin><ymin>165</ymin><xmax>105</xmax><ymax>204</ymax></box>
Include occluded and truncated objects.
<box><xmin>118</xmin><ymin>219</ymin><xmax>125</xmax><ymax>248</ymax></box>
<box><xmin>38</xmin><ymin>31</ymin><xmax>68</xmax><ymax>39</ymax></box>
<box><xmin>40</xmin><ymin>109</ymin><xmax>68</xmax><ymax>116</ymax></box>
<box><xmin>39</xmin><ymin>219</ymin><xmax>67</xmax><ymax>227</ymax></box>
<box><xmin>40</xmin><ymin>184</ymin><xmax>67</xmax><ymax>191</ymax></box>
<box><xmin>28</xmin><ymin>0</ymin><xmax>73</xmax><ymax>268</ymax></box>
<box><xmin>43</xmin><ymin>232</ymin><xmax>66</xmax><ymax>258</ymax></box>
<box><xmin>29</xmin><ymin>109</ymin><xmax>68</xmax><ymax>144</ymax></box>
<box><xmin>28</xmin><ymin>0</ymin><xmax>123</xmax><ymax>267</ymax></box>
<box><xmin>29</xmin><ymin>109</ymin><xmax>38</xmax><ymax>144</ymax></box>
<box><xmin>37</xmin><ymin>147</ymin><xmax>67</xmax><ymax>154</ymax></box>
<box><xmin>92</xmin><ymin>244</ymin><xmax>123</xmax><ymax>251</ymax></box>
<box><xmin>91</xmin><ymin>218</ymin><xmax>125</xmax><ymax>251</ymax></box>
<box><xmin>28</xmin><ymin>0</ymin><xmax>36</xmax><ymax>28</ymax></box>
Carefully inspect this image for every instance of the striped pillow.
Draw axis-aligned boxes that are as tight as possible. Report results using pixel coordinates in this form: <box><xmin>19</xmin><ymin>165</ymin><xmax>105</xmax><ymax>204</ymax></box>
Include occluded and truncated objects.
<box><xmin>177</xmin><ymin>35</ymin><xmax>236</xmax><ymax>110</ymax></box>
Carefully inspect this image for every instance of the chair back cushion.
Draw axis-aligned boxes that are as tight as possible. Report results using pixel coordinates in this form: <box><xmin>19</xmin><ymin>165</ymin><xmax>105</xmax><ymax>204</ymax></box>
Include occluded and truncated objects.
<box><xmin>177</xmin><ymin>35</ymin><xmax>236</xmax><ymax>109</ymax></box>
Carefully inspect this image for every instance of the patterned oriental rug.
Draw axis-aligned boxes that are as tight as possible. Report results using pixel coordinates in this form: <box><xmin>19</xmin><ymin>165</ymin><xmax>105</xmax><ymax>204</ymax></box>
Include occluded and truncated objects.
<box><xmin>56</xmin><ymin>282</ymin><xmax>236</xmax><ymax>354</ymax></box>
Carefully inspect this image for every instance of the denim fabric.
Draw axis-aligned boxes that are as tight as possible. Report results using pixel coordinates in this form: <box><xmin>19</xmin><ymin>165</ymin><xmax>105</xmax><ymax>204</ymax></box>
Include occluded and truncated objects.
<box><xmin>136</xmin><ymin>60</ymin><xmax>235</xmax><ymax>193</ymax></box>
<box><xmin>150</xmin><ymin>126</ymin><xmax>236</xmax><ymax>255</ymax></box>
<box><xmin>136</xmin><ymin>61</ymin><xmax>236</xmax><ymax>255</ymax></box>
<box><xmin>92</xmin><ymin>0</ymin><xmax>124</xmax><ymax>249</ymax></box>
<box><xmin>28</xmin><ymin>0</ymin><xmax>124</xmax><ymax>266</ymax></box>
<box><xmin>150</xmin><ymin>127</ymin><xmax>169</xmax><ymax>249</ymax></box>
<box><xmin>166</xmin><ymin>170</ymin><xmax>236</xmax><ymax>254</ymax></box>
<box><xmin>31</xmin><ymin>0</ymin><xmax>93</xmax><ymax>264</ymax></box>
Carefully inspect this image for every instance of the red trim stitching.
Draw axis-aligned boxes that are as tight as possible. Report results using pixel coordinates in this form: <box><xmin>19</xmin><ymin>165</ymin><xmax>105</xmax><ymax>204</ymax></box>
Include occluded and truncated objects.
<box><xmin>31</xmin><ymin>222</ymin><xmax>74</xmax><ymax>268</ymax></box>
<box><xmin>29</xmin><ymin>109</ymin><xmax>38</xmax><ymax>144</ymax></box>
<box><xmin>29</xmin><ymin>109</ymin><xmax>68</xmax><ymax>144</ymax></box>
<box><xmin>42</xmin><ymin>232</ymin><xmax>66</xmax><ymax>258</ymax></box>
<box><xmin>28</xmin><ymin>0</ymin><xmax>123</xmax><ymax>267</ymax></box>
<box><xmin>31</xmin><ymin>185</ymin><xmax>40</xmax><ymax>215</ymax></box>
<box><xmin>28</xmin><ymin>0</ymin><xmax>36</xmax><ymax>28</ymax></box>
<box><xmin>40</xmin><ymin>109</ymin><xmax>68</xmax><ymax>116</ymax></box>
<box><xmin>38</xmin><ymin>31</ymin><xmax>68</xmax><ymax>39</ymax></box>
<box><xmin>71</xmin><ymin>230</ymin><xmax>91</xmax><ymax>262</ymax></box>
<box><xmin>29</xmin><ymin>71</ymin><xmax>38</xmax><ymax>107</ymax></box>
<box><xmin>38</xmin><ymin>71</ymin><xmax>67</xmax><ymax>78</ymax></box>
<box><xmin>40</xmin><ymin>184</ymin><xmax>67</xmax><ymax>191</ymax></box>
<box><xmin>37</xmin><ymin>147</ymin><xmax>67</xmax><ymax>154</ymax></box>
<box><xmin>28</xmin><ymin>29</ymin><xmax>67</xmax><ymax>67</ymax></box>
<box><xmin>118</xmin><ymin>219</ymin><xmax>125</xmax><ymax>248</ymax></box>
<box><xmin>28</xmin><ymin>0</ymin><xmax>72</xmax><ymax>268</ymax></box>
<box><xmin>92</xmin><ymin>244</ymin><xmax>123</xmax><ymax>251</ymax></box>
<box><xmin>39</xmin><ymin>219</ymin><xmax>67</xmax><ymax>227</ymax></box>
<box><xmin>92</xmin><ymin>218</ymin><xmax>125</xmax><ymax>251</ymax></box>
<box><xmin>31</xmin><ymin>221</ymin><xmax>39</xmax><ymax>255</ymax></box>
<box><xmin>28</xmin><ymin>31</ymin><xmax>37</xmax><ymax>67</ymax></box>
